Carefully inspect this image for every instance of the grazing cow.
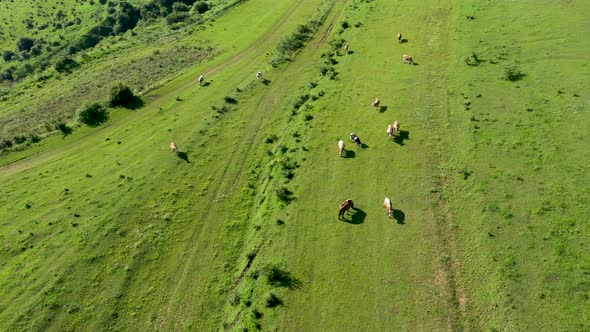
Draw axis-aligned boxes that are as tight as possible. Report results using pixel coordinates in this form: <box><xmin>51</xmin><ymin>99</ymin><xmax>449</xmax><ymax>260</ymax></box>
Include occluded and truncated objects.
<box><xmin>256</xmin><ymin>71</ymin><xmax>263</xmax><ymax>80</ymax></box>
<box><xmin>198</xmin><ymin>75</ymin><xmax>205</xmax><ymax>86</ymax></box>
<box><xmin>338</xmin><ymin>199</ymin><xmax>354</xmax><ymax>220</ymax></box>
<box><xmin>392</xmin><ymin>120</ymin><xmax>400</xmax><ymax>137</ymax></box>
<box><xmin>170</xmin><ymin>142</ymin><xmax>179</xmax><ymax>154</ymax></box>
<box><xmin>343</xmin><ymin>44</ymin><xmax>349</xmax><ymax>55</ymax></box>
<box><xmin>403</xmin><ymin>54</ymin><xmax>414</xmax><ymax>65</ymax></box>
<box><xmin>372</xmin><ymin>97</ymin><xmax>380</xmax><ymax>108</ymax></box>
<box><xmin>397</xmin><ymin>33</ymin><xmax>402</xmax><ymax>44</ymax></box>
<box><xmin>383</xmin><ymin>197</ymin><xmax>393</xmax><ymax>218</ymax></box>
<box><xmin>387</xmin><ymin>124</ymin><xmax>394</xmax><ymax>139</ymax></box>
<box><xmin>338</xmin><ymin>139</ymin><xmax>345</xmax><ymax>157</ymax></box>
<box><xmin>350</xmin><ymin>133</ymin><xmax>361</xmax><ymax>146</ymax></box>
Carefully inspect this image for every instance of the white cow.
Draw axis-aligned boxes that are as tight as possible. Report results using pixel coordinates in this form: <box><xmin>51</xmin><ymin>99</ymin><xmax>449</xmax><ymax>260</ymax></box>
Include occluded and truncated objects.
<box><xmin>338</xmin><ymin>140</ymin><xmax>345</xmax><ymax>157</ymax></box>
<box><xmin>198</xmin><ymin>75</ymin><xmax>205</xmax><ymax>86</ymax></box>
<box><xmin>256</xmin><ymin>71</ymin><xmax>263</xmax><ymax>80</ymax></box>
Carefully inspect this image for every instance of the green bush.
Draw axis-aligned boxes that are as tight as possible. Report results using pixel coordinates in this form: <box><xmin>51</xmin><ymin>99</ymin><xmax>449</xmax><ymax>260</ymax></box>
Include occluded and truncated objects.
<box><xmin>503</xmin><ymin>66</ymin><xmax>525</xmax><ymax>81</ymax></box>
<box><xmin>79</xmin><ymin>103</ymin><xmax>109</xmax><ymax>126</ymax></box>
<box><xmin>16</xmin><ymin>37</ymin><xmax>35</xmax><ymax>52</ymax></box>
<box><xmin>109</xmin><ymin>83</ymin><xmax>135</xmax><ymax>107</ymax></box>
<box><xmin>194</xmin><ymin>1</ymin><xmax>209</xmax><ymax>14</ymax></box>
<box><xmin>56</xmin><ymin>123</ymin><xmax>73</xmax><ymax>136</ymax></box>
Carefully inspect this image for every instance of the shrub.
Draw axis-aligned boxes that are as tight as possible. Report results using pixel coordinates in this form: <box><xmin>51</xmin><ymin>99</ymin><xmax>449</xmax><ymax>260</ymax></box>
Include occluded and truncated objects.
<box><xmin>79</xmin><ymin>103</ymin><xmax>109</xmax><ymax>126</ymax></box>
<box><xmin>464</xmin><ymin>52</ymin><xmax>482</xmax><ymax>66</ymax></box>
<box><xmin>16</xmin><ymin>37</ymin><xmax>35</xmax><ymax>52</ymax></box>
<box><xmin>13</xmin><ymin>135</ymin><xmax>27</xmax><ymax>144</ymax></box>
<box><xmin>56</xmin><ymin>123</ymin><xmax>73</xmax><ymax>136</ymax></box>
<box><xmin>503</xmin><ymin>66</ymin><xmax>525</xmax><ymax>81</ymax></box>
<box><xmin>266</xmin><ymin>293</ymin><xmax>283</xmax><ymax>308</ymax></box>
<box><xmin>0</xmin><ymin>139</ymin><xmax>13</xmax><ymax>150</ymax></box>
<box><xmin>54</xmin><ymin>57</ymin><xmax>79</xmax><ymax>73</ymax></box>
<box><xmin>166</xmin><ymin>11</ymin><xmax>190</xmax><ymax>24</ymax></box>
<box><xmin>172</xmin><ymin>2</ymin><xmax>191</xmax><ymax>12</ymax></box>
<box><xmin>109</xmin><ymin>83</ymin><xmax>135</xmax><ymax>107</ymax></box>
<box><xmin>30</xmin><ymin>134</ymin><xmax>41</xmax><ymax>143</ymax></box>
<box><xmin>276</xmin><ymin>186</ymin><xmax>294</xmax><ymax>203</ymax></box>
<box><xmin>223</xmin><ymin>96</ymin><xmax>238</xmax><ymax>104</ymax></box>
<box><xmin>194</xmin><ymin>1</ymin><xmax>209</xmax><ymax>14</ymax></box>
<box><xmin>341</xmin><ymin>21</ymin><xmax>350</xmax><ymax>29</ymax></box>
<box><xmin>2</xmin><ymin>50</ymin><xmax>15</xmax><ymax>62</ymax></box>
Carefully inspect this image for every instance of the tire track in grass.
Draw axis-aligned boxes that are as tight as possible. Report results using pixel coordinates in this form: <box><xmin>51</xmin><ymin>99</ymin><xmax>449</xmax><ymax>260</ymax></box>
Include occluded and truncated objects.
<box><xmin>155</xmin><ymin>1</ymin><xmax>342</xmax><ymax>328</ymax></box>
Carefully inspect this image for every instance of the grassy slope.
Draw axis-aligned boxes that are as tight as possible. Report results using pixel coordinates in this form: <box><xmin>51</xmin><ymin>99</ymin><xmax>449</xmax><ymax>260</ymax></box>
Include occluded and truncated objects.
<box><xmin>0</xmin><ymin>0</ymin><xmax>328</xmax><ymax>330</ymax></box>
<box><xmin>0</xmin><ymin>0</ymin><xmax>588</xmax><ymax>331</ymax></box>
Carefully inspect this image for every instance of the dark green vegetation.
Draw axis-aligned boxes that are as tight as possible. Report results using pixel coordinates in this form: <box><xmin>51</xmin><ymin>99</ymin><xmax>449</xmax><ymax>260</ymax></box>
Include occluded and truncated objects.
<box><xmin>0</xmin><ymin>0</ymin><xmax>589</xmax><ymax>330</ymax></box>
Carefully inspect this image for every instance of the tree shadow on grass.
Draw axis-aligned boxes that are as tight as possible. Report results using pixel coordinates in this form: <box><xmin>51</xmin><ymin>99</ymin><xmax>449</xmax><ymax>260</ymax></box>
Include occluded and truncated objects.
<box><xmin>343</xmin><ymin>207</ymin><xmax>366</xmax><ymax>224</ymax></box>
<box><xmin>379</xmin><ymin>105</ymin><xmax>388</xmax><ymax>113</ymax></box>
<box><xmin>393</xmin><ymin>209</ymin><xmax>405</xmax><ymax>224</ymax></box>
<box><xmin>177</xmin><ymin>151</ymin><xmax>190</xmax><ymax>163</ymax></box>
<box><xmin>394</xmin><ymin>130</ymin><xmax>410</xmax><ymax>146</ymax></box>
<box><xmin>122</xmin><ymin>96</ymin><xmax>144</xmax><ymax>110</ymax></box>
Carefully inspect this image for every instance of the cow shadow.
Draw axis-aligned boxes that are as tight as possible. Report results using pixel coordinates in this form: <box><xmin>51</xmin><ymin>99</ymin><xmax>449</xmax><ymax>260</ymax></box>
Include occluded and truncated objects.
<box><xmin>400</xmin><ymin>39</ymin><xmax>408</xmax><ymax>44</ymax></box>
<box><xmin>261</xmin><ymin>79</ymin><xmax>272</xmax><ymax>86</ymax></box>
<box><xmin>201</xmin><ymin>82</ymin><xmax>211</xmax><ymax>87</ymax></box>
<box><xmin>361</xmin><ymin>143</ymin><xmax>369</xmax><ymax>149</ymax></box>
<box><xmin>394</xmin><ymin>130</ymin><xmax>410</xmax><ymax>146</ymax></box>
<box><xmin>379</xmin><ymin>106</ymin><xmax>388</xmax><ymax>113</ymax></box>
<box><xmin>343</xmin><ymin>207</ymin><xmax>366</xmax><ymax>224</ymax></box>
<box><xmin>177</xmin><ymin>151</ymin><xmax>190</xmax><ymax>163</ymax></box>
<box><xmin>393</xmin><ymin>209</ymin><xmax>405</xmax><ymax>224</ymax></box>
<box><xmin>344</xmin><ymin>150</ymin><xmax>356</xmax><ymax>158</ymax></box>
<box><xmin>347</xmin><ymin>50</ymin><xmax>355</xmax><ymax>55</ymax></box>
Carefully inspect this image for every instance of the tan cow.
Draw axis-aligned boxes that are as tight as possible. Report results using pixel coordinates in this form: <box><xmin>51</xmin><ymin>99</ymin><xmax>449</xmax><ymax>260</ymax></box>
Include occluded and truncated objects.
<box><xmin>392</xmin><ymin>120</ymin><xmax>400</xmax><ymax>136</ymax></box>
<box><xmin>170</xmin><ymin>142</ymin><xmax>179</xmax><ymax>153</ymax></box>
<box><xmin>383</xmin><ymin>197</ymin><xmax>393</xmax><ymax>217</ymax></box>
<box><xmin>338</xmin><ymin>139</ymin><xmax>345</xmax><ymax>157</ymax></box>
<box><xmin>397</xmin><ymin>33</ymin><xmax>402</xmax><ymax>44</ymax></box>
<box><xmin>403</xmin><ymin>54</ymin><xmax>414</xmax><ymax>65</ymax></box>
<box><xmin>343</xmin><ymin>44</ymin><xmax>349</xmax><ymax>55</ymax></box>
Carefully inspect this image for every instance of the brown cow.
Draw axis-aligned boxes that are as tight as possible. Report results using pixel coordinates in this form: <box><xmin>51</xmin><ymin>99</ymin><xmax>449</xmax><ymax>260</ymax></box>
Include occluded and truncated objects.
<box><xmin>403</xmin><ymin>54</ymin><xmax>414</xmax><ymax>65</ymax></box>
<box><xmin>339</xmin><ymin>199</ymin><xmax>354</xmax><ymax>220</ymax></box>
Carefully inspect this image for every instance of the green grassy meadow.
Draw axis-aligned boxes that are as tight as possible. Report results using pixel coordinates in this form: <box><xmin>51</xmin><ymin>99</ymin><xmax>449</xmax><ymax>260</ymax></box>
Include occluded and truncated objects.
<box><xmin>0</xmin><ymin>0</ymin><xmax>589</xmax><ymax>331</ymax></box>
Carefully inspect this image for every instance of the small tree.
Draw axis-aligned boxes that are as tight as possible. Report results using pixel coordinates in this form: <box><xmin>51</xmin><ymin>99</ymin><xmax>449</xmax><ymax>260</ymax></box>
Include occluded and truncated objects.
<box><xmin>194</xmin><ymin>1</ymin><xmax>209</xmax><ymax>14</ymax></box>
<box><xmin>79</xmin><ymin>103</ymin><xmax>109</xmax><ymax>126</ymax></box>
<box><xmin>16</xmin><ymin>37</ymin><xmax>35</xmax><ymax>52</ymax></box>
<box><xmin>109</xmin><ymin>83</ymin><xmax>135</xmax><ymax>106</ymax></box>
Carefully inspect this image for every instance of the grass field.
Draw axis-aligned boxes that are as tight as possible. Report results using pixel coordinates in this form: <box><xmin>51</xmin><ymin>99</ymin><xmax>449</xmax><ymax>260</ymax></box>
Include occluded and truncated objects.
<box><xmin>0</xmin><ymin>0</ymin><xmax>589</xmax><ymax>330</ymax></box>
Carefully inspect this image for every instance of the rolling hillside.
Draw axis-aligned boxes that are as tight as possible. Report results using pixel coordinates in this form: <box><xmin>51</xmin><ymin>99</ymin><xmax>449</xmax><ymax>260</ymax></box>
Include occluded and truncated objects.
<box><xmin>0</xmin><ymin>0</ymin><xmax>589</xmax><ymax>330</ymax></box>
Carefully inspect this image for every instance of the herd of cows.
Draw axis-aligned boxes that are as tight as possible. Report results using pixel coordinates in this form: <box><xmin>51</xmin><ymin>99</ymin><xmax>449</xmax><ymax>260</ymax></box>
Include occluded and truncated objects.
<box><xmin>338</xmin><ymin>32</ymin><xmax>411</xmax><ymax>222</ymax></box>
<box><xmin>173</xmin><ymin>32</ymin><xmax>414</xmax><ymax>222</ymax></box>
